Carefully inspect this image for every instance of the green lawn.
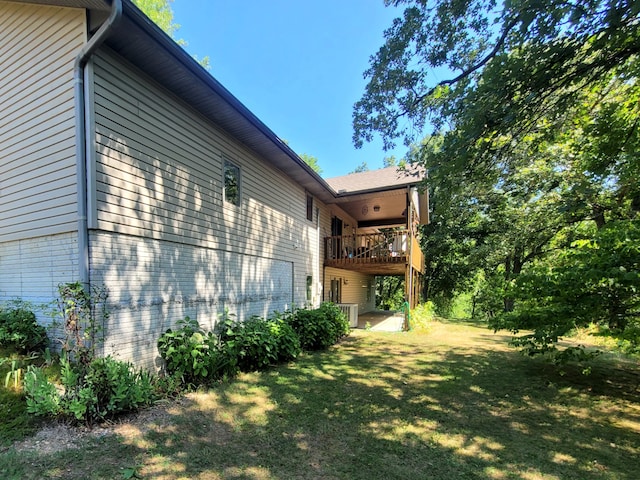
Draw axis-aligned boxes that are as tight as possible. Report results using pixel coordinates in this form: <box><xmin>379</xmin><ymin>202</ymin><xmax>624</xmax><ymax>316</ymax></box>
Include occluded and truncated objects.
<box><xmin>1</xmin><ymin>319</ymin><xmax>639</xmax><ymax>479</ymax></box>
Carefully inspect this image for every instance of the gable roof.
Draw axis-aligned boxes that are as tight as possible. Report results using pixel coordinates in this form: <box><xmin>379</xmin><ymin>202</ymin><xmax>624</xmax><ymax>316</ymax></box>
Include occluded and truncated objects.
<box><xmin>326</xmin><ymin>164</ymin><xmax>425</xmax><ymax>195</ymax></box>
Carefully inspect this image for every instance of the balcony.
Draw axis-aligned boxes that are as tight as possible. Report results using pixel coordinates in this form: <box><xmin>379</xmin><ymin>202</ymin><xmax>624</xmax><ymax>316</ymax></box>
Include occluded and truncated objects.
<box><xmin>324</xmin><ymin>230</ymin><xmax>424</xmax><ymax>275</ymax></box>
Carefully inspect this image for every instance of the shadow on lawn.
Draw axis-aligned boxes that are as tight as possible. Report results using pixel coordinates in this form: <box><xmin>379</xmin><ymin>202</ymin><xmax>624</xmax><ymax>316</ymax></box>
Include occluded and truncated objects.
<box><xmin>112</xmin><ymin>327</ymin><xmax>640</xmax><ymax>480</ymax></box>
<box><xmin>4</xmin><ymin>326</ymin><xmax>639</xmax><ymax>480</ymax></box>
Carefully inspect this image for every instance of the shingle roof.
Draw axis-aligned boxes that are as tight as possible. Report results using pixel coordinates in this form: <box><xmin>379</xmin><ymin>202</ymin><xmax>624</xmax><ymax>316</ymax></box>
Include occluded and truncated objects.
<box><xmin>325</xmin><ymin>164</ymin><xmax>425</xmax><ymax>194</ymax></box>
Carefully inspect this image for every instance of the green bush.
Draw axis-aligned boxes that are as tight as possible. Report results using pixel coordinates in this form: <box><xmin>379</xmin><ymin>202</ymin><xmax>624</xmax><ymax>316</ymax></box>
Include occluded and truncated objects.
<box><xmin>220</xmin><ymin>315</ymin><xmax>301</xmax><ymax>372</ymax></box>
<box><xmin>24</xmin><ymin>356</ymin><xmax>156</xmax><ymax>424</ymax></box>
<box><xmin>267</xmin><ymin>313</ymin><xmax>302</xmax><ymax>362</ymax></box>
<box><xmin>23</xmin><ymin>365</ymin><xmax>61</xmax><ymax>416</ymax></box>
<box><xmin>288</xmin><ymin>303</ymin><xmax>349</xmax><ymax>351</ymax></box>
<box><xmin>157</xmin><ymin>316</ymin><xmax>224</xmax><ymax>386</ymax></box>
<box><xmin>410</xmin><ymin>302</ymin><xmax>436</xmax><ymax>332</ymax></box>
<box><xmin>0</xmin><ymin>305</ymin><xmax>48</xmax><ymax>353</ymax></box>
<box><xmin>219</xmin><ymin>317</ymin><xmax>280</xmax><ymax>372</ymax></box>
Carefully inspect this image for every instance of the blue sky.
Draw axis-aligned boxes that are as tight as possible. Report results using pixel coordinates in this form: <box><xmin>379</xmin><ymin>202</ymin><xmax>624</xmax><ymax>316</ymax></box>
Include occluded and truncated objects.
<box><xmin>171</xmin><ymin>0</ymin><xmax>406</xmax><ymax>178</ymax></box>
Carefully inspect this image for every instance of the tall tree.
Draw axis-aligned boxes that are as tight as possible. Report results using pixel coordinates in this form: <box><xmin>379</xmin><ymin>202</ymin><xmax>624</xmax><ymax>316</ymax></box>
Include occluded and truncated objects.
<box><xmin>300</xmin><ymin>153</ymin><xmax>323</xmax><ymax>175</ymax></box>
<box><xmin>132</xmin><ymin>0</ymin><xmax>210</xmax><ymax>69</ymax></box>
<box><xmin>354</xmin><ymin>0</ymin><xmax>640</xmax><ymax>155</ymax></box>
<box><xmin>351</xmin><ymin>161</ymin><xmax>370</xmax><ymax>173</ymax></box>
<box><xmin>355</xmin><ymin>1</ymin><xmax>640</xmax><ymax>351</ymax></box>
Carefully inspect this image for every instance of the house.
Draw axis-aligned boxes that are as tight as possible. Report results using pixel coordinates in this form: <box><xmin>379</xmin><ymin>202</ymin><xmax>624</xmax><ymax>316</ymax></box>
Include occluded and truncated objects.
<box><xmin>0</xmin><ymin>0</ymin><xmax>428</xmax><ymax>368</ymax></box>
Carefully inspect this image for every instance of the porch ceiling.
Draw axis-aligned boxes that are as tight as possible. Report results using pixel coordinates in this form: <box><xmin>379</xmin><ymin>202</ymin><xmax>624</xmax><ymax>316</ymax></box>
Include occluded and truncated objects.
<box><xmin>333</xmin><ymin>189</ymin><xmax>408</xmax><ymax>225</ymax></box>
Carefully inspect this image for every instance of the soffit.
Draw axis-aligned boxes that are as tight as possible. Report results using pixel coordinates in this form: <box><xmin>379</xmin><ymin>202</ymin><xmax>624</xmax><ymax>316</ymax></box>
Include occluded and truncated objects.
<box><xmin>8</xmin><ymin>0</ymin><xmax>109</xmax><ymax>10</ymax></box>
<box><xmin>102</xmin><ymin>1</ymin><xmax>337</xmax><ymax>204</ymax></box>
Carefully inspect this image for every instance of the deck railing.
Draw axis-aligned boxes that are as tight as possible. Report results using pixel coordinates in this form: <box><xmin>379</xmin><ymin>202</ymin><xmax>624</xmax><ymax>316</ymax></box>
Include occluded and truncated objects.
<box><xmin>325</xmin><ymin>230</ymin><xmax>409</xmax><ymax>262</ymax></box>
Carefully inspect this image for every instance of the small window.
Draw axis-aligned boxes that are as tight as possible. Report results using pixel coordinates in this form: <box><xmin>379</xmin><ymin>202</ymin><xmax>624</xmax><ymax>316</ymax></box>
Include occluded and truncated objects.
<box><xmin>224</xmin><ymin>161</ymin><xmax>240</xmax><ymax>206</ymax></box>
<box><xmin>306</xmin><ymin>194</ymin><xmax>313</xmax><ymax>221</ymax></box>
<box><xmin>306</xmin><ymin>275</ymin><xmax>313</xmax><ymax>302</ymax></box>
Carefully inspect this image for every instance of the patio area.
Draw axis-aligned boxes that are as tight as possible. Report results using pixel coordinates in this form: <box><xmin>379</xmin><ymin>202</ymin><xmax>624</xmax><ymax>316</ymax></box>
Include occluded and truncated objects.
<box><xmin>356</xmin><ymin>310</ymin><xmax>406</xmax><ymax>332</ymax></box>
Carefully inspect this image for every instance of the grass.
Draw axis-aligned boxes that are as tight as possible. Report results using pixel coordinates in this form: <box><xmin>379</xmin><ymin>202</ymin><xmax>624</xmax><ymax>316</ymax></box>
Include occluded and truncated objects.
<box><xmin>0</xmin><ymin>347</ymin><xmax>50</xmax><ymax>446</ymax></box>
<box><xmin>1</xmin><ymin>319</ymin><xmax>639</xmax><ymax>479</ymax></box>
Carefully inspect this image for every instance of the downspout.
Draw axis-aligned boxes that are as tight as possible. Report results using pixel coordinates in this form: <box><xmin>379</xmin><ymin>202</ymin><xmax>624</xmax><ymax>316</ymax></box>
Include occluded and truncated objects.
<box><xmin>74</xmin><ymin>0</ymin><xmax>122</xmax><ymax>285</ymax></box>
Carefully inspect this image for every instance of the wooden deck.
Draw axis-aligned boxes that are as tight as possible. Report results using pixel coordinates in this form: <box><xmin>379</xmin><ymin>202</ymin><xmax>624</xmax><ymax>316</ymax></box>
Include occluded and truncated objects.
<box><xmin>324</xmin><ymin>230</ymin><xmax>423</xmax><ymax>275</ymax></box>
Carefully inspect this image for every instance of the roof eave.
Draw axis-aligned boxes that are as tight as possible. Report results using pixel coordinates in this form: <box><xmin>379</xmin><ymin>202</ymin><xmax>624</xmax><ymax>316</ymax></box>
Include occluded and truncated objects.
<box><xmin>106</xmin><ymin>1</ymin><xmax>338</xmax><ymax>203</ymax></box>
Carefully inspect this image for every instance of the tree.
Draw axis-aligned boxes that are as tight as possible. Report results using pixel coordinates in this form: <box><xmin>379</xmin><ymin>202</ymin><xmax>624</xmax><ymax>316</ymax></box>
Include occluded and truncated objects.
<box><xmin>132</xmin><ymin>0</ymin><xmax>180</xmax><ymax>38</ymax></box>
<box><xmin>354</xmin><ymin>0</ymin><xmax>640</xmax><ymax>155</ymax></box>
<box><xmin>351</xmin><ymin>161</ymin><xmax>369</xmax><ymax>173</ymax></box>
<box><xmin>376</xmin><ymin>276</ymin><xmax>405</xmax><ymax>310</ymax></box>
<box><xmin>354</xmin><ymin>1</ymin><xmax>640</xmax><ymax>352</ymax></box>
<box><xmin>492</xmin><ymin>219</ymin><xmax>640</xmax><ymax>355</ymax></box>
<box><xmin>132</xmin><ymin>0</ymin><xmax>210</xmax><ymax>69</ymax></box>
<box><xmin>300</xmin><ymin>153</ymin><xmax>323</xmax><ymax>175</ymax></box>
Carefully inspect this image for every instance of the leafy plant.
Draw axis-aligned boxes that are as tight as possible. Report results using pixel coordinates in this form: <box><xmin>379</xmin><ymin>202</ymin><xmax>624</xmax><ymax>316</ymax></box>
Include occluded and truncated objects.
<box><xmin>2</xmin><ymin>352</ymin><xmax>40</xmax><ymax>390</ymax></box>
<box><xmin>219</xmin><ymin>315</ymin><xmax>301</xmax><ymax>372</ymax></box>
<box><xmin>54</xmin><ymin>282</ymin><xmax>109</xmax><ymax>366</ymax></box>
<box><xmin>288</xmin><ymin>303</ymin><xmax>349</xmax><ymax>351</ymax></box>
<box><xmin>157</xmin><ymin>316</ymin><xmax>223</xmax><ymax>386</ymax></box>
<box><xmin>492</xmin><ymin>220</ymin><xmax>640</xmax><ymax>356</ymax></box>
<box><xmin>219</xmin><ymin>317</ymin><xmax>279</xmax><ymax>372</ymax></box>
<box><xmin>24</xmin><ymin>355</ymin><xmax>157</xmax><ymax>424</ymax></box>
<box><xmin>23</xmin><ymin>365</ymin><xmax>61</xmax><ymax>416</ymax></box>
<box><xmin>267</xmin><ymin>313</ymin><xmax>302</xmax><ymax>363</ymax></box>
<box><xmin>0</xmin><ymin>303</ymin><xmax>48</xmax><ymax>353</ymax></box>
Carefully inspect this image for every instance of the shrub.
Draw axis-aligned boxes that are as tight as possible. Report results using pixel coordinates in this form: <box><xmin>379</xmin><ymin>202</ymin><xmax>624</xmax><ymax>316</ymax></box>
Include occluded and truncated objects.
<box><xmin>268</xmin><ymin>314</ymin><xmax>302</xmax><ymax>362</ymax></box>
<box><xmin>288</xmin><ymin>303</ymin><xmax>349</xmax><ymax>351</ymax></box>
<box><xmin>219</xmin><ymin>317</ymin><xmax>279</xmax><ymax>372</ymax></box>
<box><xmin>0</xmin><ymin>305</ymin><xmax>48</xmax><ymax>353</ymax></box>
<box><xmin>54</xmin><ymin>282</ymin><xmax>108</xmax><ymax>365</ymax></box>
<box><xmin>23</xmin><ymin>365</ymin><xmax>61</xmax><ymax>416</ymax></box>
<box><xmin>24</xmin><ymin>356</ymin><xmax>156</xmax><ymax>424</ymax></box>
<box><xmin>219</xmin><ymin>315</ymin><xmax>301</xmax><ymax>372</ymax></box>
<box><xmin>410</xmin><ymin>302</ymin><xmax>436</xmax><ymax>333</ymax></box>
<box><xmin>157</xmin><ymin>316</ymin><xmax>222</xmax><ymax>386</ymax></box>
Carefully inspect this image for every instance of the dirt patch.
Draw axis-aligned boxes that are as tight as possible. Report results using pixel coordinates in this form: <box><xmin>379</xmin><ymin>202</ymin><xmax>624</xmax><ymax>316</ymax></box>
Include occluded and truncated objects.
<box><xmin>11</xmin><ymin>399</ymin><xmax>179</xmax><ymax>455</ymax></box>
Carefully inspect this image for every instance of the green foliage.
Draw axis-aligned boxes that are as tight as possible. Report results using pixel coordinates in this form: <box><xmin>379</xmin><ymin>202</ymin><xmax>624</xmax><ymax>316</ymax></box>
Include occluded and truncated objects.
<box><xmin>132</xmin><ymin>0</ymin><xmax>210</xmax><ymax>69</ymax></box>
<box><xmin>376</xmin><ymin>276</ymin><xmax>405</xmax><ymax>310</ymax></box>
<box><xmin>355</xmin><ymin>0</ymin><xmax>639</xmax><ymax>152</ymax></box>
<box><xmin>55</xmin><ymin>282</ymin><xmax>109</xmax><ymax>366</ymax></box>
<box><xmin>24</xmin><ymin>356</ymin><xmax>156</xmax><ymax>425</ymax></box>
<box><xmin>132</xmin><ymin>0</ymin><xmax>180</xmax><ymax>38</ymax></box>
<box><xmin>356</xmin><ymin>1</ymin><xmax>640</xmax><ymax>343</ymax></box>
<box><xmin>268</xmin><ymin>311</ymin><xmax>303</xmax><ymax>362</ymax></box>
<box><xmin>300</xmin><ymin>153</ymin><xmax>323</xmax><ymax>175</ymax></box>
<box><xmin>219</xmin><ymin>317</ymin><xmax>279</xmax><ymax>372</ymax></box>
<box><xmin>0</xmin><ymin>304</ymin><xmax>48</xmax><ymax>353</ymax></box>
<box><xmin>157</xmin><ymin>316</ymin><xmax>222</xmax><ymax>386</ymax></box>
<box><xmin>288</xmin><ymin>303</ymin><xmax>349</xmax><ymax>351</ymax></box>
<box><xmin>23</xmin><ymin>365</ymin><xmax>61</xmax><ymax>416</ymax></box>
<box><xmin>157</xmin><ymin>306</ymin><xmax>347</xmax><ymax>388</ymax></box>
<box><xmin>492</xmin><ymin>220</ymin><xmax>640</xmax><ymax>355</ymax></box>
<box><xmin>23</xmin><ymin>284</ymin><xmax>156</xmax><ymax>425</ymax></box>
<box><xmin>409</xmin><ymin>302</ymin><xmax>436</xmax><ymax>332</ymax></box>
<box><xmin>219</xmin><ymin>315</ymin><xmax>301</xmax><ymax>372</ymax></box>
<box><xmin>350</xmin><ymin>161</ymin><xmax>369</xmax><ymax>173</ymax></box>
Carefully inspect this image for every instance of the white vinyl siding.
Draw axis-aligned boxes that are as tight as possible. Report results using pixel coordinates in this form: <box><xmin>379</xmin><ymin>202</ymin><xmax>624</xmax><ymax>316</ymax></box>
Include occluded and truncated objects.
<box><xmin>92</xmin><ymin>49</ymin><xmax>316</xmax><ymax>268</ymax></box>
<box><xmin>89</xmin><ymin>48</ymin><xmax>323</xmax><ymax>365</ymax></box>
<box><xmin>92</xmin><ymin>50</ymin><xmax>317</xmax><ymax>269</ymax></box>
<box><xmin>0</xmin><ymin>2</ymin><xmax>85</xmax><ymax>241</ymax></box>
<box><xmin>90</xmin><ymin>231</ymin><xmax>294</xmax><ymax>367</ymax></box>
<box><xmin>324</xmin><ymin>267</ymin><xmax>376</xmax><ymax>314</ymax></box>
<box><xmin>0</xmin><ymin>233</ymin><xmax>78</xmax><ymax>318</ymax></box>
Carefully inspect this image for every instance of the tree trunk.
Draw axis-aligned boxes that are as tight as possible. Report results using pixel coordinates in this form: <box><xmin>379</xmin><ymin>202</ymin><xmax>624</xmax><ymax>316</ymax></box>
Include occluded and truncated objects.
<box><xmin>592</xmin><ymin>204</ymin><xmax>606</xmax><ymax>230</ymax></box>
